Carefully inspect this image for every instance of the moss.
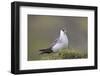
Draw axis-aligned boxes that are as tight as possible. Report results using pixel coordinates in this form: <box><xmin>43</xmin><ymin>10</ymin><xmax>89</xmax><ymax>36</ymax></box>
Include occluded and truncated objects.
<box><xmin>38</xmin><ymin>48</ymin><xmax>87</xmax><ymax>60</ymax></box>
<box><xmin>58</xmin><ymin>49</ymin><xmax>87</xmax><ymax>59</ymax></box>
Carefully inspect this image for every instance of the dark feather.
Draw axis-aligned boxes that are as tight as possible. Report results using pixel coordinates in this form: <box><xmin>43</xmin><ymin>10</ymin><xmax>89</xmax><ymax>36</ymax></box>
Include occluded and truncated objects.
<box><xmin>39</xmin><ymin>48</ymin><xmax>53</xmax><ymax>54</ymax></box>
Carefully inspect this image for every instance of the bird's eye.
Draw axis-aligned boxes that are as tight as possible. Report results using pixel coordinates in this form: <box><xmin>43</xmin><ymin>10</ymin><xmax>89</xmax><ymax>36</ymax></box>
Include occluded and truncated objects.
<box><xmin>62</xmin><ymin>29</ymin><xmax>64</xmax><ymax>31</ymax></box>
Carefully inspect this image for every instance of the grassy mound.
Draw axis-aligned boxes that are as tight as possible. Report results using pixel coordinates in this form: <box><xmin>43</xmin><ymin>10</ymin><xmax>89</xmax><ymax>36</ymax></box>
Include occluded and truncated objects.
<box><xmin>39</xmin><ymin>48</ymin><xmax>88</xmax><ymax>60</ymax></box>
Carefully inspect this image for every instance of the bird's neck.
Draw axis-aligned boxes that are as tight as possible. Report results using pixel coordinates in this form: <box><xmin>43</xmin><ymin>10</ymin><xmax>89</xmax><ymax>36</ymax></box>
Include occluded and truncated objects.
<box><xmin>59</xmin><ymin>30</ymin><xmax>67</xmax><ymax>40</ymax></box>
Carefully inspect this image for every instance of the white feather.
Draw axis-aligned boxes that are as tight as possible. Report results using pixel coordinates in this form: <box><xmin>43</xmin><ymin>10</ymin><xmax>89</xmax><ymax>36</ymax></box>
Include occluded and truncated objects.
<box><xmin>52</xmin><ymin>30</ymin><xmax>68</xmax><ymax>52</ymax></box>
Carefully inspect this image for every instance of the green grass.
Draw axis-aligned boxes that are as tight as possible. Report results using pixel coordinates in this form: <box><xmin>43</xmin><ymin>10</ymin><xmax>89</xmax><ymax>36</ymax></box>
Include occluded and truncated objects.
<box><xmin>58</xmin><ymin>48</ymin><xmax>87</xmax><ymax>59</ymax></box>
<box><xmin>28</xmin><ymin>48</ymin><xmax>88</xmax><ymax>61</ymax></box>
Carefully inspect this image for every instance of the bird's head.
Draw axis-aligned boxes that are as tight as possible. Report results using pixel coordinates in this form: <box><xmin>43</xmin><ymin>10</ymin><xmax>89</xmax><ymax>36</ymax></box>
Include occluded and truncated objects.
<box><xmin>61</xmin><ymin>28</ymin><xmax>67</xmax><ymax>34</ymax></box>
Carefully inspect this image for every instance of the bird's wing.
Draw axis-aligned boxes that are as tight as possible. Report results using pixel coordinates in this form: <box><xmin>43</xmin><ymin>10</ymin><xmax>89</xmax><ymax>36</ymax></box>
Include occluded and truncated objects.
<box><xmin>49</xmin><ymin>30</ymin><xmax>63</xmax><ymax>48</ymax></box>
<box><xmin>50</xmin><ymin>37</ymin><xmax>59</xmax><ymax>47</ymax></box>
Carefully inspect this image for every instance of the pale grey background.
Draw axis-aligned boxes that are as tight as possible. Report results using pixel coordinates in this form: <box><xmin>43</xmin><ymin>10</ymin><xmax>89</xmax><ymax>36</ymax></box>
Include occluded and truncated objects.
<box><xmin>28</xmin><ymin>15</ymin><xmax>88</xmax><ymax>60</ymax></box>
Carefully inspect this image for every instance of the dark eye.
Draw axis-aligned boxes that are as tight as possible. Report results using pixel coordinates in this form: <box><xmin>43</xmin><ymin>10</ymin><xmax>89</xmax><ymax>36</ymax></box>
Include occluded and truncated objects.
<box><xmin>62</xmin><ymin>29</ymin><xmax>64</xmax><ymax>31</ymax></box>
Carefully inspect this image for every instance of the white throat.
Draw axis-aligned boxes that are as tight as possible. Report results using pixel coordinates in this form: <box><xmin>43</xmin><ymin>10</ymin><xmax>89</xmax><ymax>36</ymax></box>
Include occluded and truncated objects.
<box><xmin>59</xmin><ymin>30</ymin><xmax>68</xmax><ymax>42</ymax></box>
<box><xmin>52</xmin><ymin>30</ymin><xmax>68</xmax><ymax>52</ymax></box>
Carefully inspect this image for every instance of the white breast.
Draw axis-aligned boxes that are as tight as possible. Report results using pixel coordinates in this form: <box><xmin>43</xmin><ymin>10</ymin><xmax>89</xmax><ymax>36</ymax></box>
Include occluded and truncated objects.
<box><xmin>52</xmin><ymin>30</ymin><xmax>68</xmax><ymax>52</ymax></box>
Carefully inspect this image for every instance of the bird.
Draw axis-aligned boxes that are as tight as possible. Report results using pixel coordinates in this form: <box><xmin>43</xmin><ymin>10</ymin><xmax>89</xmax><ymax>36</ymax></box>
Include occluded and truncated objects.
<box><xmin>39</xmin><ymin>28</ymin><xmax>68</xmax><ymax>54</ymax></box>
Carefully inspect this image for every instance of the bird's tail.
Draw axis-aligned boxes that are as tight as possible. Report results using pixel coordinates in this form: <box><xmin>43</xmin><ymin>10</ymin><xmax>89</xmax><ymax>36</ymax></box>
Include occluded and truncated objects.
<box><xmin>39</xmin><ymin>48</ymin><xmax>53</xmax><ymax>54</ymax></box>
